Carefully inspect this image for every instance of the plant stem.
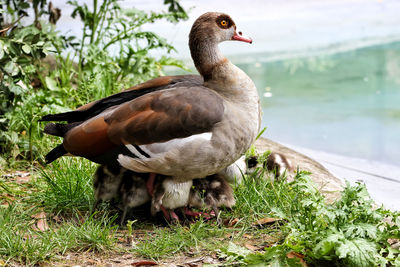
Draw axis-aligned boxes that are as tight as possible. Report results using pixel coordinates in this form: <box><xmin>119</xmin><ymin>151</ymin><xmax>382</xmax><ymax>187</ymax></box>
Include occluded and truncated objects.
<box><xmin>90</xmin><ymin>0</ymin><xmax>98</xmax><ymax>45</ymax></box>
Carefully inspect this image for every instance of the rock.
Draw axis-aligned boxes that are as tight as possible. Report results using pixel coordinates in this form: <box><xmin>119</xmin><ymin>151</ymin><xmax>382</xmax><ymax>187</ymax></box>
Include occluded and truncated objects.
<box><xmin>255</xmin><ymin>137</ymin><xmax>343</xmax><ymax>202</ymax></box>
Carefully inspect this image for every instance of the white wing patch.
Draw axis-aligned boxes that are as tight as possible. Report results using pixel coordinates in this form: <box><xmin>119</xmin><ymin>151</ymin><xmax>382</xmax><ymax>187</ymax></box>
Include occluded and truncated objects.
<box><xmin>136</xmin><ymin>132</ymin><xmax>212</xmax><ymax>156</ymax></box>
<box><xmin>121</xmin><ymin>132</ymin><xmax>213</xmax><ymax>171</ymax></box>
<box><xmin>126</xmin><ymin>144</ymin><xmax>148</xmax><ymax>159</ymax></box>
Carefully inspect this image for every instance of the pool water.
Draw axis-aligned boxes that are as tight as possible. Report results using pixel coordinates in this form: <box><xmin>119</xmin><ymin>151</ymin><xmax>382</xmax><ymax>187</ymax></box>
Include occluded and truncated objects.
<box><xmin>237</xmin><ymin>41</ymin><xmax>400</xmax><ymax>165</ymax></box>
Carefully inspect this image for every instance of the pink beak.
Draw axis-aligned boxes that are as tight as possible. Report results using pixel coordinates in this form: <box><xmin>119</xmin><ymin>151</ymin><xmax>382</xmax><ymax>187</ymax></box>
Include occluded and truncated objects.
<box><xmin>232</xmin><ymin>31</ymin><xmax>252</xmax><ymax>44</ymax></box>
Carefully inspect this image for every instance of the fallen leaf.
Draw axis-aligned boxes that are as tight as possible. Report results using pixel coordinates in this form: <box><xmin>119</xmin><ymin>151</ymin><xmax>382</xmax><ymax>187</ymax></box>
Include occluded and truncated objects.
<box><xmin>15</xmin><ymin>175</ymin><xmax>31</xmax><ymax>184</ymax></box>
<box><xmin>252</xmin><ymin>217</ymin><xmax>281</xmax><ymax>227</ymax></box>
<box><xmin>121</xmin><ymin>254</ymin><xmax>133</xmax><ymax>259</ymax></box>
<box><xmin>388</xmin><ymin>238</ymin><xmax>400</xmax><ymax>249</ymax></box>
<box><xmin>2</xmin><ymin>193</ymin><xmax>14</xmax><ymax>200</ymax></box>
<box><xmin>110</xmin><ymin>258</ymin><xmax>122</xmax><ymax>263</ymax></box>
<box><xmin>224</xmin><ymin>217</ymin><xmax>240</xmax><ymax>227</ymax></box>
<box><xmin>53</xmin><ymin>215</ymin><xmax>62</xmax><ymax>223</ymax></box>
<box><xmin>244</xmin><ymin>243</ymin><xmax>260</xmax><ymax>251</ymax></box>
<box><xmin>0</xmin><ymin>202</ymin><xmax>9</xmax><ymax>207</ymax></box>
<box><xmin>132</xmin><ymin>260</ymin><xmax>158</xmax><ymax>266</ymax></box>
<box><xmin>84</xmin><ymin>259</ymin><xmax>98</xmax><ymax>265</ymax></box>
<box><xmin>185</xmin><ymin>257</ymin><xmax>204</xmax><ymax>264</ymax></box>
<box><xmin>287</xmin><ymin>251</ymin><xmax>307</xmax><ymax>267</ymax></box>
<box><xmin>31</xmin><ymin>211</ymin><xmax>49</xmax><ymax>231</ymax></box>
<box><xmin>32</xmin><ymin>211</ymin><xmax>46</xmax><ymax>219</ymax></box>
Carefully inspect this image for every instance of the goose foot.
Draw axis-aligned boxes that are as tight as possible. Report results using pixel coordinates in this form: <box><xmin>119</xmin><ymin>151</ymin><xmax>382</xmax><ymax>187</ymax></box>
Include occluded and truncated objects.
<box><xmin>161</xmin><ymin>206</ymin><xmax>179</xmax><ymax>223</ymax></box>
<box><xmin>183</xmin><ymin>207</ymin><xmax>212</xmax><ymax>220</ymax></box>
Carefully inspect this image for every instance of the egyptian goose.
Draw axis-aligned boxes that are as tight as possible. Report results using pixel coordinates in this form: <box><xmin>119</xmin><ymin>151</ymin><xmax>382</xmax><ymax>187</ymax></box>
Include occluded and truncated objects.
<box><xmin>41</xmin><ymin>12</ymin><xmax>260</xmax><ymax>186</ymax></box>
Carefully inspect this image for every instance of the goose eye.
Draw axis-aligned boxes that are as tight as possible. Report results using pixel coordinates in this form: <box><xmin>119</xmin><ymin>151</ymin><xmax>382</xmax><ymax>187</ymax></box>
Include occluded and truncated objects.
<box><xmin>221</xmin><ymin>20</ymin><xmax>227</xmax><ymax>26</ymax></box>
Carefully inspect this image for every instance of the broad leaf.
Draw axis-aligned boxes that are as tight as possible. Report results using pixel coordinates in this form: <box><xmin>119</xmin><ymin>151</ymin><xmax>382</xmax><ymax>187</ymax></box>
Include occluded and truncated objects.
<box><xmin>45</xmin><ymin>77</ymin><xmax>59</xmax><ymax>91</ymax></box>
<box><xmin>336</xmin><ymin>238</ymin><xmax>377</xmax><ymax>267</ymax></box>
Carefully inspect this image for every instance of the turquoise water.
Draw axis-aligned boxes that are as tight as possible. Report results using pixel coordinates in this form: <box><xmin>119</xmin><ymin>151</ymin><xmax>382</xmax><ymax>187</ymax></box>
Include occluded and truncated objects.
<box><xmin>237</xmin><ymin>41</ymin><xmax>400</xmax><ymax>165</ymax></box>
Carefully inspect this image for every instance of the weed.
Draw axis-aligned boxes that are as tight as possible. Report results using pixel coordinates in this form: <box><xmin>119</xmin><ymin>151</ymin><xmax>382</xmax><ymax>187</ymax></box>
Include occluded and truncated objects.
<box><xmin>34</xmin><ymin>158</ymin><xmax>96</xmax><ymax>214</ymax></box>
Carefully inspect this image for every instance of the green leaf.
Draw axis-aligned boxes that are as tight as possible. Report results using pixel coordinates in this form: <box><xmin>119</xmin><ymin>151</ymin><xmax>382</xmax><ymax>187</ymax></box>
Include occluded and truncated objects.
<box><xmin>343</xmin><ymin>223</ymin><xmax>377</xmax><ymax>239</ymax></box>
<box><xmin>336</xmin><ymin>238</ymin><xmax>376</xmax><ymax>266</ymax></box>
<box><xmin>245</xmin><ymin>246</ymin><xmax>303</xmax><ymax>267</ymax></box>
<box><xmin>226</xmin><ymin>242</ymin><xmax>252</xmax><ymax>258</ymax></box>
<box><xmin>4</xmin><ymin>61</ymin><xmax>19</xmax><ymax>76</ymax></box>
<box><xmin>313</xmin><ymin>231</ymin><xmax>344</xmax><ymax>258</ymax></box>
<box><xmin>22</xmin><ymin>44</ymin><xmax>31</xmax><ymax>54</ymax></box>
<box><xmin>0</xmin><ymin>40</ymin><xmax>4</xmax><ymax>59</ymax></box>
<box><xmin>8</xmin><ymin>83</ymin><xmax>25</xmax><ymax>95</ymax></box>
<box><xmin>45</xmin><ymin>77</ymin><xmax>59</xmax><ymax>91</ymax></box>
<box><xmin>217</xmin><ymin>242</ymin><xmax>252</xmax><ymax>264</ymax></box>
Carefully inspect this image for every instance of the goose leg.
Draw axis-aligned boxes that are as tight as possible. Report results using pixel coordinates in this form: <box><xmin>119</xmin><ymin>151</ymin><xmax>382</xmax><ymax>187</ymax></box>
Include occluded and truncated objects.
<box><xmin>92</xmin><ymin>199</ymin><xmax>99</xmax><ymax>212</ymax></box>
<box><xmin>169</xmin><ymin>210</ymin><xmax>179</xmax><ymax>223</ymax></box>
<box><xmin>120</xmin><ymin>206</ymin><xmax>128</xmax><ymax>226</ymax></box>
<box><xmin>160</xmin><ymin>206</ymin><xmax>180</xmax><ymax>223</ymax></box>
<box><xmin>146</xmin><ymin>173</ymin><xmax>156</xmax><ymax>196</ymax></box>
<box><xmin>160</xmin><ymin>206</ymin><xmax>171</xmax><ymax>221</ymax></box>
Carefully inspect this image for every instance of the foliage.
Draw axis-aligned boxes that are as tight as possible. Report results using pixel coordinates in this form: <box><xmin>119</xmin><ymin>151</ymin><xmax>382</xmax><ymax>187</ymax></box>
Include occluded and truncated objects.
<box><xmin>0</xmin><ymin>22</ymin><xmax>58</xmax><ymax>161</ymax></box>
<box><xmin>68</xmin><ymin>0</ymin><xmax>187</xmax><ymax>81</ymax></box>
<box><xmin>0</xmin><ymin>0</ymin><xmax>188</xmax><ymax>166</ymax></box>
<box><xmin>245</xmin><ymin>245</ymin><xmax>304</xmax><ymax>267</ymax></box>
<box><xmin>232</xmin><ymin>169</ymin><xmax>400</xmax><ymax>267</ymax></box>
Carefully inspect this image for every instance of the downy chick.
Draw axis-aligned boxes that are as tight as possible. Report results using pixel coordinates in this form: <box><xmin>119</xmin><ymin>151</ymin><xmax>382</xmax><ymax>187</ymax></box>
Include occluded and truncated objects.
<box><xmin>93</xmin><ymin>164</ymin><xmax>125</xmax><ymax>210</ymax></box>
<box><xmin>118</xmin><ymin>170</ymin><xmax>151</xmax><ymax>224</ymax></box>
<box><xmin>151</xmin><ymin>176</ymin><xmax>193</xmax><ymax>222</ymax></box>
<box><xmin>189</xmin><ymin>174</ymin><xmax>235</xmax><ymax>220</ymax></box>
<box><xmin>218</xmin><ymin>155</ymin><xmax>247</xmax><ymax>185</ymax></box>
<box><xmin>93</xmin><ymin>165</ymin><xmax>151</xmax><ymax>224</ymax></box>
<box><xmin>264</xmin><ymin>152</ymin><xmax>293</xmax><ymax>179</ymax></box>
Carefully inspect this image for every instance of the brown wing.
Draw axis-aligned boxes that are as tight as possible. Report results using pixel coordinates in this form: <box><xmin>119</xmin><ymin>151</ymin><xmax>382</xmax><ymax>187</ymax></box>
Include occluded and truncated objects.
<box><xmin>62</xmin><ymin>86</ymin><xmax>224</xmax><ymax>159</ymax></box>
<box><xmin>40</xmin><ymin>75</ymin><xmax>203</xmax><ymax>123</ymax></box>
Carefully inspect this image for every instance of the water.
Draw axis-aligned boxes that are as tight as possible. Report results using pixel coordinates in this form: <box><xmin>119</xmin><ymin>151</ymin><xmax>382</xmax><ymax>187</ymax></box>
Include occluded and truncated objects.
<box><xmin>236</xmin><ymin>41</ymin><xmax>400</xmax><ymax>166</ymax></box>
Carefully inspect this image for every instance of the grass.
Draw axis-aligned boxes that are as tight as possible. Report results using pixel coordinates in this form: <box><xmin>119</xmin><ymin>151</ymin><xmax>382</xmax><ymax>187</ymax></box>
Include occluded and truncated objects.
<box><xmin>0</xmin><ymin>205</ymin><xmax>117</xmax><ymax>265</ymax></box>
<box><xmin>0</xmin><ymin>156</ymin><xmax>399</xmax><ymax>266</ymax></box>
<box><xmin>35</xmin><ymin>158</ymin><xmax>96</xmax><ymax>213</ymax></box>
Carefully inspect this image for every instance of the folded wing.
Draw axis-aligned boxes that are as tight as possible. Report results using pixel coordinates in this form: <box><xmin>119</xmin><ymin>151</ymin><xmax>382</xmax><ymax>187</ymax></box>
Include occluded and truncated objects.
<box><xmin>41</xmin><ymin>75</ymin><xmax>224</xmax><ymax>165</ymax></box>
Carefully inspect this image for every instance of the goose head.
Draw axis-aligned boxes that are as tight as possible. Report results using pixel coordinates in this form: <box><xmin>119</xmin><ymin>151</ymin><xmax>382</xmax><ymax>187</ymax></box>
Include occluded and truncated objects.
<box><xmin>189</xmin><ymin>12</ymin><xmax>252</xmax><ymax>46</ymax></box>
<box><xmin>189</xmin><ymin>12</ymin><xmax>252</xmax><ymax>78</ymax></box>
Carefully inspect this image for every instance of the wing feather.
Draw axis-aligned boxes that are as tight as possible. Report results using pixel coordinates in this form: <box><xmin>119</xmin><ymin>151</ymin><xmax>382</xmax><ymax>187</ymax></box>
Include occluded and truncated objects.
<box><xmin>62</xmin><ymin>85</ymin><xmax>224</xmax><ymax>162</ymax></box>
